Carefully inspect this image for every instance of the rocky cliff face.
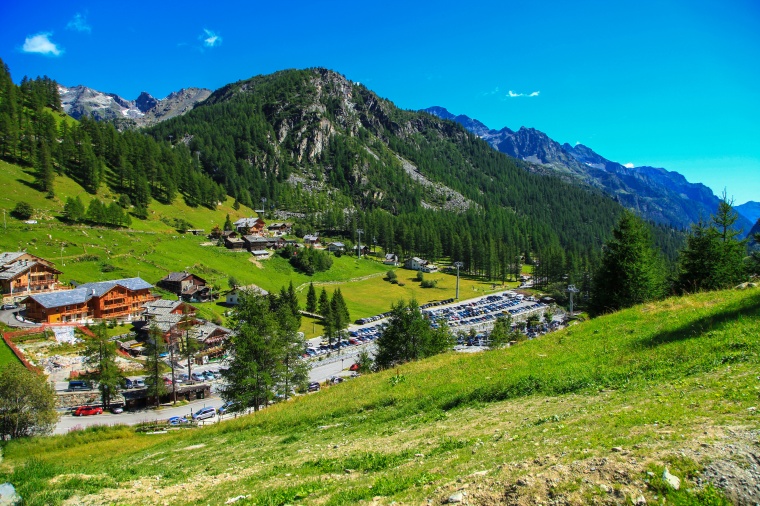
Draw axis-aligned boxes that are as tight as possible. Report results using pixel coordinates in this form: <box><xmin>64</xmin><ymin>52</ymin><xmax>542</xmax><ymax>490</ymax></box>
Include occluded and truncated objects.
<box><xmin>59</xmin><ymin>85</ymin><xmax>211</xmax><ymax>128</ymax></box>
<box><xmin>424</xmin><ymin>106</ymin><xmax>752</xmax><ymax>234</ymax></box>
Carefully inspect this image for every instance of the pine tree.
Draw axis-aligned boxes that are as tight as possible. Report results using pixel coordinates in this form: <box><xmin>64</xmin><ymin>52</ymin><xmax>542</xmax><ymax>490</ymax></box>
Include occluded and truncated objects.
<box><xmin>676</xmin><ymin>195</ymin><xmax>747</xmax><ymax>292</ymax></box>
<box><xmin>305</xmin><ymin>282</ymin><xmax>317</xmax><ymax>313</ymax></box>
<box><xmin>83</xmin><ymin>324</ymin><xmax>122</xmax><ymax>409</ymax></box>
<box><xmin>224</xmin><ymin>213</ymin><xmax>233</xmax><ymax>231</ymax></box>
<box><xmin>591</xmin><ymin>211</ymin><xmax>665</xmax><ymax>314</ymax></box>
<box><xmin>144</xmin><ymin>325</ymin><xmax>167</xmax><ymax>408</ymax></box>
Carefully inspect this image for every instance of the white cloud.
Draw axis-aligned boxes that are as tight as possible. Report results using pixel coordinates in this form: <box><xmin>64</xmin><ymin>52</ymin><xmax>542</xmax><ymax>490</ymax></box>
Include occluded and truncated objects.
<box><xmin>66</xmin><ymin>13</ymin><xmax>91</xmax><ymax>33</ymax></box>
<box><xmin>624</xmin><ymin>162</ymin><xmax>635</xmax><ymax>168</ymax></box>
<box><xmin>507</xmin><ymin>90</ymin><xmax>540</xmax><ymax>98</ymax></box>
<box><xmin>22</xmin><ymin>33</ymin><xmax>63</xmax><ymax>56</ymax></box>
<box><xmin>202</xmin><ymin>29</ymin><xmax>222</xmax><ymax>47</ymax></box>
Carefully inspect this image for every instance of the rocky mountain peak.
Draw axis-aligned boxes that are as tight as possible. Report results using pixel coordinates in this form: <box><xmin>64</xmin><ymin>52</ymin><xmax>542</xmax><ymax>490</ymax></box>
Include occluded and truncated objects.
<box><xmin>135</xmin><ymin>92</ymin><xmax>158</xmax><ymax>112</ymax></box>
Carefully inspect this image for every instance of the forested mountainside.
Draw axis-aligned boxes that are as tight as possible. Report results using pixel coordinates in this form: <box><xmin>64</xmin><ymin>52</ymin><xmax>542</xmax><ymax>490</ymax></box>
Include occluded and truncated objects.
<box><xmin>0</xmin><ymin>60</ymin><xmax>683</xmax><ymax>282</ymax></box>
<box><xmin>424</xmin><ymin>107</ymin><xmax>752</xmax><ymax>235</ymax></box>
<box><xmin>148</xmin><ymin>68</ymin><xmax>683</xmax><ymax>266</ymax></box>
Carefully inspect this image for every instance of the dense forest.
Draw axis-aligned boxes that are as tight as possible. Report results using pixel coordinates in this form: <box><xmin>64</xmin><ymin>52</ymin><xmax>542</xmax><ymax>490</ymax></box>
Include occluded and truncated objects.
<box><xmin>0</xmin><ymin>58</ymin><xmax>226</xmax><ymax>215</ymax></box>
<box><xmin>0</xmin><ymin>60</ymin><xmax>685</xmax><ymax>289</ymax></box>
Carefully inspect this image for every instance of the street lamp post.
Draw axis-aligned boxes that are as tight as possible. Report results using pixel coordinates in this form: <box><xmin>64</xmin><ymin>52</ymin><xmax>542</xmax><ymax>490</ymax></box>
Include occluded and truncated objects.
<box><xmin>454</xmin><ymin>261</ymin><xmax>463</xmax><ymax>300</ymax></box>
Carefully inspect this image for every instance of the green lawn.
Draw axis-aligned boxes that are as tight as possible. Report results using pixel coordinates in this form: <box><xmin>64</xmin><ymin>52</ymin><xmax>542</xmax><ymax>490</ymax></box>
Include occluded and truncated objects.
<box><xmin>0</xmin><ymin>338</ymin><xmax>21</xmax><ymax>366</ymax></box>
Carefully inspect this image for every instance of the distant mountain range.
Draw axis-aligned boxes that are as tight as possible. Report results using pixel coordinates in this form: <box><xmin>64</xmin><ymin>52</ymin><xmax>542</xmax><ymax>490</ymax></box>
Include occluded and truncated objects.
<box><xmin>735</xmin><ymin>201</ymin><xmax>760</xmax><ymax>227</ymax></box>
<box><xmin>424</xmin><ymin>107</ymin><xmax>753</xmax><ymax>235</ymax></box>
<box><xmin>58</xmin><ymin>85</ymin><xmax>211</xmax><ymax>128</ymax></box>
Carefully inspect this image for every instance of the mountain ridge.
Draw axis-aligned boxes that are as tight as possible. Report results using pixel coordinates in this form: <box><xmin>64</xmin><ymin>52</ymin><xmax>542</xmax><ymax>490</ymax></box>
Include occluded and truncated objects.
<box><xmin>58</xmin><ymin>84</ymin><xmax>211</xmax><ymax>128</ymax></box>
<box><xmin>423</xmin><ymin>106</ymin><xmax>752</xmax><ymax>235</ymax></box>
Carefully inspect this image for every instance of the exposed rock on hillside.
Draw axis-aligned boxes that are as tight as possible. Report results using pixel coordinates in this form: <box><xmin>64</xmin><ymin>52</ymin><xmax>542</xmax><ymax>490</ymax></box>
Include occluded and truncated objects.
<box><xmin>59</xmin><ymin>85</ymin><xmax>211</xmax><ymax>128</ymax></box>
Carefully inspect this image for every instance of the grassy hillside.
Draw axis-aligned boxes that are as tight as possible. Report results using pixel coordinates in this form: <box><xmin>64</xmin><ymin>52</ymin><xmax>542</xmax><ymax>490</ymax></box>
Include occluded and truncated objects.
<box><xmin>1</xmin><ymin>160</ymin><xmax>513</xmax><ymax>325</ymax></box>
<box><xmin>2</xmin><ymin>288</ymin><xmax>758</xmax><ymax>505</ymax></box>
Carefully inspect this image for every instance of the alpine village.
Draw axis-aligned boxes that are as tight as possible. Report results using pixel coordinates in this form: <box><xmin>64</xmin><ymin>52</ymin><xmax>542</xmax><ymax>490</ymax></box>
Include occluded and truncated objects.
<box><xmin>0</xmin><ymin>53</ymin><xmax>759</xmax><ymax>506</ymax></box>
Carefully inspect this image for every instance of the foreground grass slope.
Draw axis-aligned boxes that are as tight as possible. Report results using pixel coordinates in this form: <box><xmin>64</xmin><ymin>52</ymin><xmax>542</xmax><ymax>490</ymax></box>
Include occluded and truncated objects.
<box><xmin>2</xmin><ymin>288</ymin><xmax>758</xmax><ymax>505</ymax></box>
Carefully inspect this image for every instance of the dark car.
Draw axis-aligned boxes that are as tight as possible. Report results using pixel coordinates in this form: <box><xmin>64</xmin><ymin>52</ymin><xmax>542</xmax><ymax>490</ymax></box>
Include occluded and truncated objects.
<box><xmin>68</xmin><ymin>380</ymin><xmax>93</xmax><ymax>391</ymax></box>
<box><xmin>123</xmin><ymin>378</ymin><xmax>134</xmax><ymax>389</ymax></box>
<box><xmin>74</xmin><ymin>405</ymin><xmax>103</xmax><ymax>416</ymax></box>
<box><xmin>308</xmin><ymin>381</ymin><xmax>320</xmax><ymax>392</ymax></box>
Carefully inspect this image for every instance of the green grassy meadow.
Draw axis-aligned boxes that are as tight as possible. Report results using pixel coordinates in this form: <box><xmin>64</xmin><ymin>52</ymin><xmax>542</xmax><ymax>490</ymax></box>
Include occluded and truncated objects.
<box><xmin>0</xmin><ymin>338</ymin><xmax>21</xmax><ymax>366</ymax></box>
<box><xmin>2</xmin><ymin>288</ymin><xmax>757</xmax><ymax>505</ymax></box>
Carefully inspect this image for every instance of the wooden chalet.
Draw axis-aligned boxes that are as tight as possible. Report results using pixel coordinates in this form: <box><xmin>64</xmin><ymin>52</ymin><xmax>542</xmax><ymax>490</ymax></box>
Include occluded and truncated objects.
<box><xmin>24</xmin><ymin>277</ymin><xmax>157</xmax><ymax>324</ymax></box>
<box><xmin>157</xmin><ymin>271</ymin><xmax>212</xmax><ymax>302</ymax></box>
<box><xmin>233</xmin><ymin>217</ymin><xmax>266</xmax><ymax>236</ymax></box>
<box><xmin>0</xmin><ymin>252</ymin><xmax>62</xmax><ymax>301</ymax></box>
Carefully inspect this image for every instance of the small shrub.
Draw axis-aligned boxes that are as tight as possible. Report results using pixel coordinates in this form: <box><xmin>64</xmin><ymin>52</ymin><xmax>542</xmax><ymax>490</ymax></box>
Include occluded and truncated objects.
<box><xmin>12</xmin><ymin>202</ymin><xmax>33</xmax><ymax>220</ymax></box>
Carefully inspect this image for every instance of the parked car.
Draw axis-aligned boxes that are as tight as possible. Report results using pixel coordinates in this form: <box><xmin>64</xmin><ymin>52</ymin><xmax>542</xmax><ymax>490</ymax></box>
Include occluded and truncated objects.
<box><xmin>163</xmin><ymin>377</ymin><xmax>173</xmax><ymax>386</ymax></box>
<box><xmin>203</xmin><ymin>371</ymin><xmax>215</xmax><ymax>381</ymax></box>
<box><xmin>168</xmin><ymin>416</ymin><xmax>189</xmax><ymax>426</ymax></box>
<box><xmin>179</xmin><ymin>374</ymin><xmax>189</xmax><ymax>383</ymax></box>
<box><xmin>67</xmin><ymin>380</ymin><xmax>93</xmax><ymax>391</ymax></box>
<box><xmin>1</xmin><ymin>303</ymin><xmax>17</xmax><ymax>310</ymax></box>
<box><xmin>134</xmin><ymin>379</ymin><xmax>145</xmax><ymax>388</ymax></box>
<box><xmin>192</xmin><ymin>407</ymin><xmax>216</xmax><ymax>421</ymax></box>
<box><xmin>123</xmin><ymin>378</ymin><xmax>134</xmax><ymax>389</ymax></box>
<box><xmin>218</xmin><ymin>401</ymin><xmax>237</xmax><ymax>415</ymax></box>
<box><xmin>307</xmin><ymin>382</ymin><xmax>320</xmax><ymax>392</ymax></box>
<box><xmin>74</xmin><ymin>406</ymin><xmax>103</xmax><ymax>416</ymax></box>
<box><xmin>211</xmin><ymin>370</ymin><xmax>222</xmax><ymax>379</ymax></box>
<box><xmin>191</xmin><ymin>372</ymin><xmax>204</xmax><ymax>382</ymax></box>
<box><xmin>349</xmin><ymin>363</ymin><xmax>360</xmax><ymax>372</ymax></box>
<box><xmin>110</xmin><ymin>405</ymin><xmax>124</xmax><ymax>414</ymax></box>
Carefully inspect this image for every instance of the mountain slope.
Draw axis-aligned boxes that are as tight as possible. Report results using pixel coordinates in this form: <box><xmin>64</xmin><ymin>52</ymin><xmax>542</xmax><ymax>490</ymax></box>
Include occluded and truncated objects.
<box><xmin>2</xmin><ymin>288</ymin><xmax>758</xmax><ymax>505</ymax></box>
<box><xmin>146</xmin><ymin>68</ymin><xmax>627</xmax><ymax>259</ymax></box>
<box><xmin>59</xmin><ymin>84</ymin><xmax>211</xmax><ymax>128</ymax></box>
<box><xmin>736</xmin><ymin>200</ymin><xmax>760</xmax><ymax>226</ymax></box>
<box><xmin>424</xmin><ymin>107</ymin><xmax>752</xmax><ymax>234</ymax></box>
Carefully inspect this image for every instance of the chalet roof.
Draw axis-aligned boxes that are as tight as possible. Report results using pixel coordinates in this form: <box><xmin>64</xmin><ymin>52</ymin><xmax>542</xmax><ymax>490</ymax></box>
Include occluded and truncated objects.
<box><xmin>385</xmin><ymin>253</ymin><xmax>398</xmax><ymax>260</ymax></box>
<box><xmin>234</xmin><ymin>217</ymin><xmax>265</xmax><ymax>228</ymax></box>
<box><xmin>162</xmin><ymin>271</ymin><xmax>192</xmax><ymax>282</ymax></box>
<box><xmin>328</xmin><ymin>242</ymin><xmax>345</xmax><ymax>248</ymax></box>
<box><xmin>188</xmin><ymin>322</ymin><xmax>231</xmax><ymax>343</ymax></box>
<box><xmin>243</xmin><ymin>235</ymin><xmax>270</xmax><ymax>244</ymax></box>
<box><xmin>0</xmin><ymin>260</ymin><xmax>35</xmax><ymax>280</ymax></box>
<box><xmin>77</xmin><ymin>277</ymin><xmax>153</xmax><ymax>297</ymax></box>
<box><xmin>143</xmin><ymin>299</ymin><xmax>184</xmax><ymax>317</ymax></box>
<box><xmin>27</xmin><ymin>288</ymin><xmax>90</xmax><ymax>308</ymax></box>
<box><xmin>251</xmin><ymin>250</ymin><xmax>269</xmax><ymax>256</ymax></box>
<box><xmin>303</xmin><ymin>234</ymin><xmax>319</xmax><ymax>242</ymax></box>
<box><xmin>0</xmin><ymin>252</ymin><xmax>25</xmax><ymax>265</ymax></box>
<box><xmin>26</xmin><ymin>277</ymin><xmax>153</xmax><ymax>309</ymax></box>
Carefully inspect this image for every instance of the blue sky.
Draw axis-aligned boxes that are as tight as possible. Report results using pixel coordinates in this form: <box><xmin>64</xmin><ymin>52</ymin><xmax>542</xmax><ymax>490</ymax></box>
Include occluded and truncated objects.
<box><xmin>1</xmin><ymin>0</ymin><xmax>759</xmax><ymax>206</ymax></box>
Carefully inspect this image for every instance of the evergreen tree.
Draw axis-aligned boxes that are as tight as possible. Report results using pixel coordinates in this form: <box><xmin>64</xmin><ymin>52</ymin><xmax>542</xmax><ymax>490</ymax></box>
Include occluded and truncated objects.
<box><xmin>676</xmin><ymin>195</ymin><xmax>748</xmax><ymax>292</ymax></box>
<box><xmin>220</xmin><ymin>291</ymin><xmax>306</xmax><ymax>412</ymax></box>
<box><xmin>63</xmin><ymin>196</ymin><xmax>85</xmax><ymax>223</ymax></box>
<box><xmin>287</xmin><ymin>281</ymin><xmax>300</xmax><ymax>324</ymax></box>
<box><xmin>224</xmin><ymin>213</ymin><xmax>233</xmax><ymax>231</ymax></box>
<box><xmin>83</xmin><ymin>323</ymin><xmax>122</xmax><ymax>409</ymax></box>
<box><xmin>305</xmin><ymin>282</ymin><xmax>317</xmax><ymax>313</ymax></box>
<box><xmin>488</xmin><ymin>315</ymin><xmax>513</xmax><ymax>348</ymax></box>
<box><xmin>35</xmin><ymin>142</ymin><xmax>54</xmax><ymax>197</ymax></box>
<box><xmin>144</xmin><ymin>325</ymin><xmax>167</xmax><ymax>408</ymax></box>
<box><xmin>591</xmin><ymin>211</ymin><xmax>665</xmax><ymax>314</ymax></box>
<box><xmin>374</xmin><ymin>298</ymin><xmax>453</xmax><ymax>368</ymax></box>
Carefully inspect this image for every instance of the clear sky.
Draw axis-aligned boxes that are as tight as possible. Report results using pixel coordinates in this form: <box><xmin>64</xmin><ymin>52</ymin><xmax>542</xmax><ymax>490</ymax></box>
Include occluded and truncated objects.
<box><xmin>1</xmin><ymin>0</ymin><xmax>758</xmax><ymax>205</ymax></box>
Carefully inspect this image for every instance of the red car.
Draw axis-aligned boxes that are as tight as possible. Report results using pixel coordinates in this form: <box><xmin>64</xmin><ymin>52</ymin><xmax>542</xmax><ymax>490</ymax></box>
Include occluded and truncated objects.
<box><xmin>349</xmin><ymin>363</ymin><xmax>360</xmax><ymax>371</ymax></box>
<box><xmin>74</xmin><ymin>406</ymin><xmax>103</xmax><ymax>416</ymax></box>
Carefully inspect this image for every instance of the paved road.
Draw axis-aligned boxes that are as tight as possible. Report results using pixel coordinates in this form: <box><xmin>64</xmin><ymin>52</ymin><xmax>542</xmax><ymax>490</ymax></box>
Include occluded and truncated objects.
<box><xmin>0</xmin><ymin>307</ymin><xmax>39</xmax><ymax>328</ymax></box>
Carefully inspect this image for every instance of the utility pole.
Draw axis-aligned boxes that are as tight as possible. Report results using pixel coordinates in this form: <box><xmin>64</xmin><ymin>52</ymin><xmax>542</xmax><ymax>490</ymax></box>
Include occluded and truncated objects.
<box><xmin>357</xmin><ymin>229</ymin><xmax>363</xmax><ymax>259</ymax></box>
<box><xmin>454</xmin><ymin>261</ymin><xmax>463</xmax><ymax>300</ymax></box>
<box><xmin>565</xmin><ymin>284</ymin><xmax>579</xmax><ymax>316</ymax></box>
